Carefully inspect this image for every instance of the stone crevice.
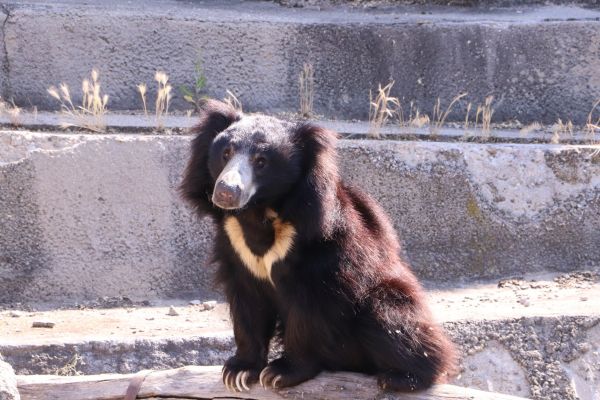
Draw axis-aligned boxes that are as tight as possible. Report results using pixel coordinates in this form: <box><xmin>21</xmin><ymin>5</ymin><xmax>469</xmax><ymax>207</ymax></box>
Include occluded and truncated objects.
<box><xmin>0</xmin><ymin>2</ymin><xmax>11</xmax><ymax>99</ymax></box>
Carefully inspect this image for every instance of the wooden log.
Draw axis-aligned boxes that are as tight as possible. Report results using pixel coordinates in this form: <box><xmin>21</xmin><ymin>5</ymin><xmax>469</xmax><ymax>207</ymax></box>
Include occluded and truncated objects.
<box><xmin>17</xmin><ymin>365</ymin><xmax>528</xmax><ymax>400</ymax></box>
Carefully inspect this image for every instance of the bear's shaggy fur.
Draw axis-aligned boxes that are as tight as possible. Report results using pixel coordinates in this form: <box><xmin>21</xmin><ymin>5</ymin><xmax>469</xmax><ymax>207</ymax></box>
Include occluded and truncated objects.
<box><xmin>180</xmin><ymin>100</ymin><xmax>456</xmax><ymax>392</ymax></box>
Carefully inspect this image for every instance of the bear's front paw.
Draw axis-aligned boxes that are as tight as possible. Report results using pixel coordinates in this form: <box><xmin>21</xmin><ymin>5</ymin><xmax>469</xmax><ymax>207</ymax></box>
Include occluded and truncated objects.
<box><xmin>222</xmin><ymin>357</ymin><xmax>261</xmax><ymax>392</ymax></box>
<box><xmin>259</xmin><ymin>357</ymin><xmax>320</xmax><ymax>389</ymax></box>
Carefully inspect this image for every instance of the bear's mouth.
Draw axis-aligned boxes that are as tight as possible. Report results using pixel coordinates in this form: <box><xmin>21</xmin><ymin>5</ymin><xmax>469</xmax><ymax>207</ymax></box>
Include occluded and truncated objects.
<box><xmin>212</xmin><ymin>154</ymin><xmax>257</xmax><ymax>210</ymax></box>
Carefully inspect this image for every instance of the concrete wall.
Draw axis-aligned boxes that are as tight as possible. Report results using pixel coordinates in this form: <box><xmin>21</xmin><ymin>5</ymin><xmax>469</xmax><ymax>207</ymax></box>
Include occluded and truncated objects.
<box><xmin>1</xmin><ymin>130</ymin><xmax>599</xmax><ymax>305</ymax></box>
<box><xmin>0</xmin><ymin>133</ymin><xmax>215</xmax><ymax>305</ymax></box>
<box><xmin>2</xmin><ymin>1</ymin><xmax>600</xmax><ymax>123</ymax></box>
<box><xmin>341</xmin><ymin>140</ymin><xmax>600</xmax><ymax>281</ymax></box>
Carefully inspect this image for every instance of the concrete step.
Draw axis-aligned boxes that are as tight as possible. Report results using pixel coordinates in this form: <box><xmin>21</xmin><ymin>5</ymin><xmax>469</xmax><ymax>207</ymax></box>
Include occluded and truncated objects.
<box><xmin>1</xmin><ymin>112</ymin><xmax>598</xmax><ymax>144</ymax></box>
<box><xmin>2</xmin><ymin>270</ymin><xmax>599</xmax><ymax>399</ymax></box>
<box><xmin>1</xmin><ymin>129</ymin><xmax>599</xmax><ymax>305</ymax></box>
<box><xmin>3</xmin><ymin>1</ymin><xmax>600</xmax><ymax>123</ymax></box>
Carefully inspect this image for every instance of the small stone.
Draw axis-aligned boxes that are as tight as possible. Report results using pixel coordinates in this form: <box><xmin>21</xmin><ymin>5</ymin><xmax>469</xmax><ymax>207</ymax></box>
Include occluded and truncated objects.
<box><xmin>167</xmin><ymin>306</ymin><xmax>179</xmax><ymax>316</ymax></box>
<box><xmin>8</xmin><ymin>311</ymin><xmax>22</xmax><ymax>318</ymax></box>
<box><xmin>580</xmin><ymin>297</ymin><xmax>588</xmax><ymax>301</ymax></box>
<box><xmin>189</xmin><ymin>299</ymin><xmax>202</xmax><ymax>306</ymax></box>
<box><xmin>32</xmin><ymin>321</ymin><xmax>55</xmax><ymax>328</ymax></box>
<box><xmin>202</xmin><ymin>300</ymin><xmax>217</xmax><ymax>311</ymax></box>
<box><xmin>517</xmin><ymin>298</ymin><xmax>530</xmax><ymax>307</ymax></box>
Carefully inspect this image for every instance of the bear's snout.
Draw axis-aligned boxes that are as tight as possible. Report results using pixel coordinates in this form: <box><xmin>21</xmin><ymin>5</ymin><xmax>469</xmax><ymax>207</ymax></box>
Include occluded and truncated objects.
<box><xmin>214</xmin><ymin>181</ymin><xmax>242</xmax><ymax>209</ymax></box>
<box><xmin>212</xmin><ymin>154</ymin><xmax>256</xmax><ymax>210</ymax></box>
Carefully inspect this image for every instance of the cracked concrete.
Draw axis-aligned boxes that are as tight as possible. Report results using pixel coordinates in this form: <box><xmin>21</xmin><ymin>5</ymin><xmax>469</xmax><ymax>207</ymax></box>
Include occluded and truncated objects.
<box><xmin>457</xmin><ymin>340</ymin><xmax>531</xmax><ymax>397</ymax></box>
<box><xmin>1</xmin><ymin>132</ymin><xmax>216</xmax><ymax>305</ymax></box>
<box><xmin>0</xmin><ymin>3</ymin><xmax>10</xmax><ymax>100</ymax></box>
<box><xmin>449</xmin><ymin>316</ymin><xmax>600</xmax><ymax>400</ymax></box>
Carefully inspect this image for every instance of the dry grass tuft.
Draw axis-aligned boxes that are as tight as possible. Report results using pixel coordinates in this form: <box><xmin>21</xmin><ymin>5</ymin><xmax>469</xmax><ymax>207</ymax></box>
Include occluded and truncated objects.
<box><xmin>403</xmin><ymin>101</ymin><xmax>430</xmax><ymax>128</ymax></box>
<box><xmin>55</xmin><ymin>354</ymin><xmax>83</xmax><ymax>376</ymax></box>
<box><xmin>137</xmin><ymin>71</ymin><xmax>173</xmax><ymax>129</ymax></box>
<box><xmin>551</xmin><ymin>118</ymin><xmax>574</xmax><ymax>144</ymax></box>
<box><xmin>48</xmin><ymin>69</ymin><xmax>108</xmax><ymax>132</ymax></box>
<box><xmin>410</xmin><ymin>110</ymin><xmax>430</xmax><ymax>128</ymax></box>
<box><xmin>0</xmin><ymin>98</ymin><xmax>22</xmax><ymax>126</ymax></box>
<box><xmin>369</xmin><ymin>81</ymin><xmax>400</xmax><ymax>138</ymax></box>
<box><xmin>520</xmin><ymin>122</ymin><xmax>542</xmax><ymax>136</ymax></box>
<box><xmin>463</xmin><ymin>102</ymin><xmax>472</xmax><ymax>131</ymax></box>
<box><xmin>585</xmin><ymin>98</ymin><xmax>600</xmax><ymax>140</ymax></box>
<box><xmin>224</xmin><ymin>89</ymin><xmax>243</xmax><ymax>113</ymax></box>
<box><xmin>477</xmin><ymin>96</ymin><xmax>495</xmax><ymax>136</ymax></box>
<box><xmin>154</xmin><ymin>71</ymin><xmax>172</xmax><ymax>129</ymax></box>
<box><xmin>137</xmin><ymin>83</ymin><xmax>148</xmax><ymax>116</ymax></box>
<box><xmin>299</xmin><ymin>63</ymin><xmax>315</xmax><ymax>118</ymax></box>
<box><xmin>431</xmin><ymin>92</ymin><xmax>467</xmax><ymax>134</ymax></box>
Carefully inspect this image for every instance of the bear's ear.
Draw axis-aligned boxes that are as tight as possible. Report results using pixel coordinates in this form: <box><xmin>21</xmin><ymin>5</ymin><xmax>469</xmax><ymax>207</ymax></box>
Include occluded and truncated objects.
<box><xmin>280</xmin><ymin>123</ymin><xmax>340</xmax><ymax>240</ymax></box>
<box><xmin>179</xmin><ymin>99</ymin><xmax>241</xmax><ymax>217</ymax></box>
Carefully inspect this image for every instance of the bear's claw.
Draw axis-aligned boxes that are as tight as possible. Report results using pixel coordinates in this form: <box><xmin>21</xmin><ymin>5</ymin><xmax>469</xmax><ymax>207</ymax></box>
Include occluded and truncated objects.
<box><xmin>223</xmin><ymin>368</ymin><xmax>254</xmax><ymax>392</ymax></box>
<box><xmin>259</xmin><ymin>366</ymin><xmax>283</xmax><ymax>389</ymax></box>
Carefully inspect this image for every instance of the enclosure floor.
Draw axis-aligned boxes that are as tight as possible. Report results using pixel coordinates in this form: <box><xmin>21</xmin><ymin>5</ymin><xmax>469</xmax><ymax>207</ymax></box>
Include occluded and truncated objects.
<box><xmin>2</xmin><ymin>270</ymin><xmax>598</xmax><ymax>346</ymax></box>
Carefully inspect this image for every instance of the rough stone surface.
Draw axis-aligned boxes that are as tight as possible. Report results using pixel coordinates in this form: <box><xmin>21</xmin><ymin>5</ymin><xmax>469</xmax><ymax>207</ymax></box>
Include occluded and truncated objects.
<box><xmin>3</xmin><ymin>1</ymin><xmax>600</xmax><ymax>123</ymax></box>
<box><xmin>1</xmin><ymin>273</ymin><xmax>598</xmax><ymax>399</ymax></box>
<box><xmin>0</xmin><ymin>357</ymin><xmax>19</xmax><ymax>400</ymax></box>
<box><xmin>0</xmin><ymin>4</ymin><xmax>8</xmax><ymax>100</ymax></box>
<box><xmin>3</xmin><ymin>335</ymin><xmax>234</xmax><ymax>376</ymax></box>
<box><xmin>456</xmin><ymin>340</ymin><xmax>531</xmax><ymax>397</ymax></box>
<box><xmin>340</xmin><ymin>140</ymin><xmax>600</xmax><ymax>282</ymax></box>
<box><xmin>280</xmin><ymin>0</ymin><xmax>600</xmax><ymax>6</ymax></box>
<box><xmin>562</xmin><ymin>323</ymin><xmax>600</xmax><ymax>400</ymax></box>
<box><xmin>448</xmin><ymin>316</ymin><xmax>600</xmax><ymax>400</ymax></box>
<box><xmin>2</xmin><ymin>315</ymin><xmax>598</xmax><ymax>400</ymax></box>
<box><xmin>0</xmin><ymin>132</ymin><xmax>216</xmax><ymax>305</ymax></box>
<box><xmin>1</xmin><ymin>131</ymin><xmax>599</xmax><ymax>304</ymax></box>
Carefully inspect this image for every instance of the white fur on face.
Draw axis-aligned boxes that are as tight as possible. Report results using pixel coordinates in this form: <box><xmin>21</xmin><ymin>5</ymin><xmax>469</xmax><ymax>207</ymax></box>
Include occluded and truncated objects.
<box><xmin>212</xmin><ymin>153</ymin><xmax>257</xmax><ymax>209</ymax></box>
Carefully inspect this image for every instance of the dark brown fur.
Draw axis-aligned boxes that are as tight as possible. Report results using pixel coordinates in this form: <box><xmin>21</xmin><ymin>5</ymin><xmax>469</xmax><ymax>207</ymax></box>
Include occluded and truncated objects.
<box><xmin>180</xmin><ymin>100</ymin><xmax>457</xmax><ymax>392</ymax></box>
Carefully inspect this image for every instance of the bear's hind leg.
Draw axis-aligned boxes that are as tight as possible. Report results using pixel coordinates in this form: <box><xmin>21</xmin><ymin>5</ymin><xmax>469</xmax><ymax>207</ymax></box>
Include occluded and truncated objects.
<box><xmin>363</xmin><ymin>323</ymin><xmax>452</xmax><ymax>393</ymax></box>
<box><xmin>360</xmin><ymin>283</ymin><xmax>456</xmax><ymax>392</ymax></box>
<box><xmin>377</xmin><ymin>370</ymin><xmax>435</xmax><ymax>392</ymax></box>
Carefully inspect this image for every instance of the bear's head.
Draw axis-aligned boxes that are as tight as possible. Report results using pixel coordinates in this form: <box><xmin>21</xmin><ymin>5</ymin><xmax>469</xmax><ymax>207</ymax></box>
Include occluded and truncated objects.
<box><xmin>180</xmin><ymin>99</ymin><xmax>340</xmax><ymax>239</ymax></box>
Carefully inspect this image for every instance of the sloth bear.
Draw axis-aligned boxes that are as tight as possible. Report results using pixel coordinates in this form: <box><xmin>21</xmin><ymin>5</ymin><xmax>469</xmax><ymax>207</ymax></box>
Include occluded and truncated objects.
<box><xmin>180</xmin><ymin>100</ymin><xmax>456</xmax><ymax>393</ymax></box>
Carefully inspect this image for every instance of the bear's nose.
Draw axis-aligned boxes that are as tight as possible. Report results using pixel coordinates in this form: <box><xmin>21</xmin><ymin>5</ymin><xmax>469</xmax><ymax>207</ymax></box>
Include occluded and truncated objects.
<box><xmin>214</xmin><ymin>181</ymin><xmax>241</xmax><ymax>208</ymax></box>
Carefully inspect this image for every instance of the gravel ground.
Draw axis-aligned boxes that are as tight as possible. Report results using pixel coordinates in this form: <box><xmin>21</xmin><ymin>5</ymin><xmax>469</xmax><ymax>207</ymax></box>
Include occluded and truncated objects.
<box><xmin>2</xmin><ymin>270</ymin><xmax>599</xmax><ymax>399</ymax></box>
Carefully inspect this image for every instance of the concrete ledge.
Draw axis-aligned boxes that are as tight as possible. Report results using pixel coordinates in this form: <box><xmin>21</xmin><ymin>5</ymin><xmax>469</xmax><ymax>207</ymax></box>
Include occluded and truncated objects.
<box><xmin>1</xmin><ymin>130</ymin><xmax>599</xmax><ymax>304</ymax></box>
<box><xmin>2</xmin><ymin>316</ymin><xmax>598</xmax><ymax>400</ymax></box>
<box><xmin>2</xmin><ymin>275</ymin><xmax>598</xmax><ymax>399</ymax></box>
<box><xmin>3</xmin><ymin>1</ymin><xmax>600</xmax><ymax>122</ymax></box>
<box><xmin>0</xmin><ymin>112</ymin><xmax>597</xmax><ymax>144</ymax></box>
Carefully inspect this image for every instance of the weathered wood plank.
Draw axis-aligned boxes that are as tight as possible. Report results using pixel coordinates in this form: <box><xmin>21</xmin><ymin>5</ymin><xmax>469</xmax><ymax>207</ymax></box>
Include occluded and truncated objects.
<box><xmin>17</xmin><ymin>365</ymin><xmax>528</xmax><ymax>400</ymax></box>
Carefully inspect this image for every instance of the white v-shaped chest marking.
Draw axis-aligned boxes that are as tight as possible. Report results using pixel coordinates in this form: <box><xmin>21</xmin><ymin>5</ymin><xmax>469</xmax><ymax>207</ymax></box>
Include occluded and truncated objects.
<box><xmin>223</xmin><ymin>210</ymin><xmax>296</xmax><ymax>285</ymax></box>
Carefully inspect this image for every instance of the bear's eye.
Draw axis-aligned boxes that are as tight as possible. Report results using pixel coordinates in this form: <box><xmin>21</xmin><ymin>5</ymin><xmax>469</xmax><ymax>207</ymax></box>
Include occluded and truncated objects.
<box><xmin>223</xmin><ymin>147</ymin><xmax>232</xmax><ymax>162</ymax></box>
<box><xmin>254</xmin><ymin>156</ymin><xmax>267</xmax><ymax>169</ymax></box>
